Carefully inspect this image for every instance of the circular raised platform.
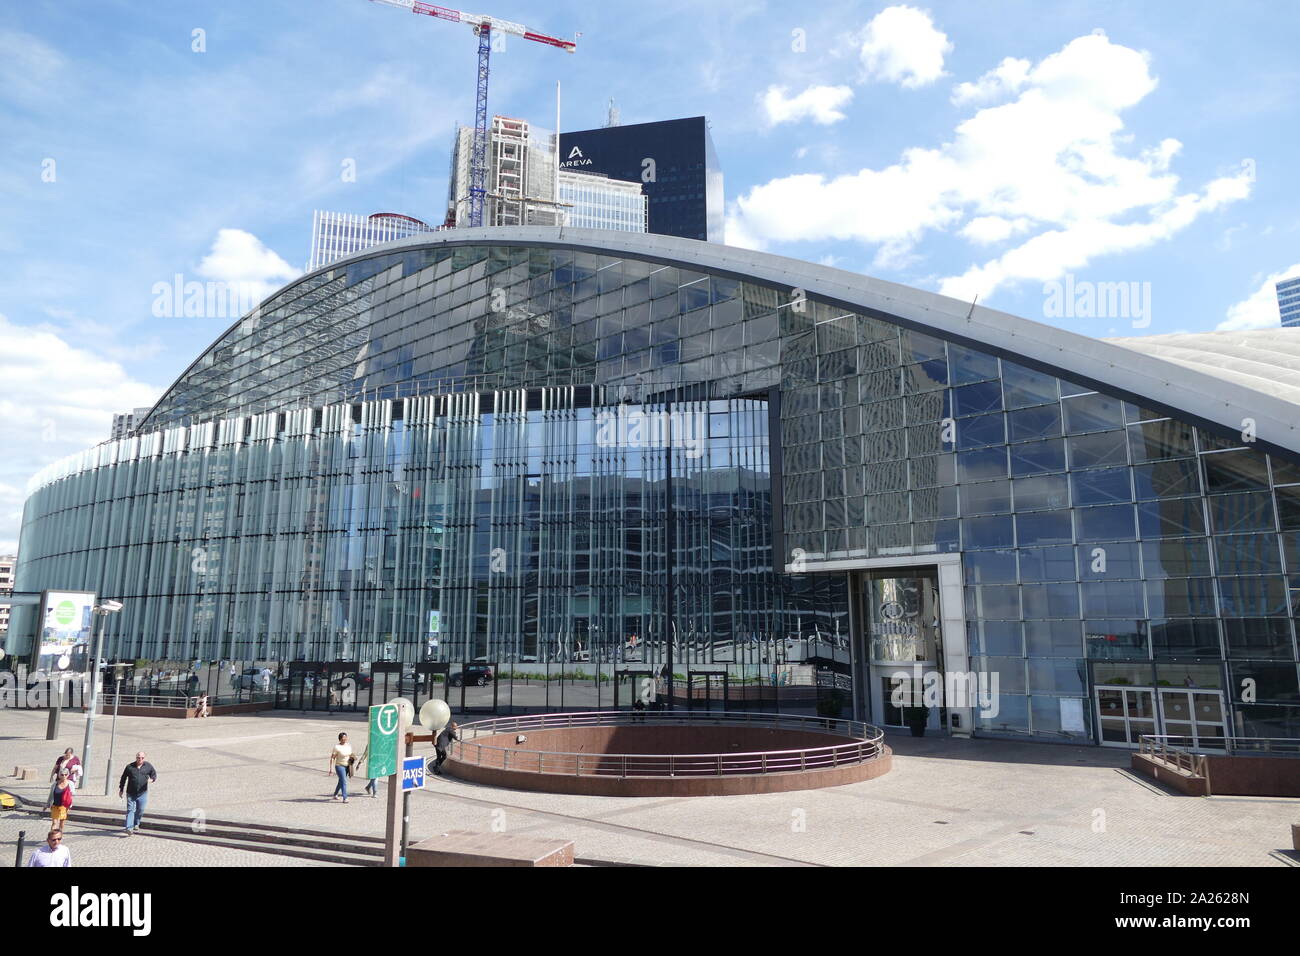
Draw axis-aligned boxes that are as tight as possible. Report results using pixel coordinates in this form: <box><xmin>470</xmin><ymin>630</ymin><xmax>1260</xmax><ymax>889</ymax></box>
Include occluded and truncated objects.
<box><xmin>445</xmin><ymin>711</ymin><xmax>892</xmax><ymax>796</ymax></box>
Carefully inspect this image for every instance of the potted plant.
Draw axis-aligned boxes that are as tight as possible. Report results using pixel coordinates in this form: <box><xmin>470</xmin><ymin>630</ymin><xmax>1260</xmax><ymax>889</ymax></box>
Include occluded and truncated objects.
<box><xmin>902</xmin><ymin>705</ymin><xmax>931</xmax><ymax>737</ymax></box>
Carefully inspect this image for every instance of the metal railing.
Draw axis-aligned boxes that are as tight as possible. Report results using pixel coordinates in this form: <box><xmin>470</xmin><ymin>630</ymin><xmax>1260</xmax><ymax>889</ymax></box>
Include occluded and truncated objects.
<box><xmin>1138</xmin><ymin>736</ymin><xmax>1209</xmax><ymax>778</ymax></box>
<box><xmin>453</xmin><ymin>711</ymin><xmax>886</xmax><ymax>779</ymax></box>
<box><xmin>97</xmin><ymin>692</ymin><xmax>275</xmax><ymax>710</ymax></box>
<box><xmin>1216</xmin><ymin>736</ymin><xmax>1300</xmax><ymax>756</ymax></box>
<box><xmin>1139</xmin><ymin>734</ymin><xmax>1300</xmax><ymax>762</ymax></box>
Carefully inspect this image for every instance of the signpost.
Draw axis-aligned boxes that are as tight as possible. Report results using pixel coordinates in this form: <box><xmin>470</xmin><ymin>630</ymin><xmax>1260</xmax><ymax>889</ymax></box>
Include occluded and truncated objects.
<box><xmin>401</xmin><ymin>755</ymin><xmax>425</xmax><ymax>791</ymax></box>
<box><xmin>367</xmin><ymin>703</ymin><xmax>400</xmax><ymax>778</ymax></box>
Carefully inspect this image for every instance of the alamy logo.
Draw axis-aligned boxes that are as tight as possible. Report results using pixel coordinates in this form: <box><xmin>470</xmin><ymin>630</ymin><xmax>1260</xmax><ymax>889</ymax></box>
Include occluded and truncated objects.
<box><xmin>1</xmin><ymin>671</ymin><xmax>86</xmax><ymax>708</ymax></box>
<box><xmin>890</xmin><ymin>664</ymin><xmax>1000</xmax><ymax>717</ymax></box>
<box><xmin>1042</xmin><ymin>274</ymin><xmax>1151</xmax><ymax>327</ymax></box>
<box><xmin>594</xmin><ymin>407</ymin><xmax>707</xmax><ymax>459</ymax></box>
<box><xmin>50</xmin><ymin>887</ymin><xmax>152</xmax><ymax>936</ymax></box>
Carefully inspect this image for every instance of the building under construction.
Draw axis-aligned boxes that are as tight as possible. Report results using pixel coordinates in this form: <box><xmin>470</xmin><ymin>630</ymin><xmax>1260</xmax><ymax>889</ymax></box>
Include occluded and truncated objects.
<box><xmin>446</xmin><ymin>115</ymin><xmax>647</xmax><ymax>232</ymax></box>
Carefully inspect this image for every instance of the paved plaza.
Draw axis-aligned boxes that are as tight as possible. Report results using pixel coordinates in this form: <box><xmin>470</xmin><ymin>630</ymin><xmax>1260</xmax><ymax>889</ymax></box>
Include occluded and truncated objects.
<box><xmin>1</xmin><ymin>707</ymin><xmax>1296</xmax><ymax>867</ymax></box>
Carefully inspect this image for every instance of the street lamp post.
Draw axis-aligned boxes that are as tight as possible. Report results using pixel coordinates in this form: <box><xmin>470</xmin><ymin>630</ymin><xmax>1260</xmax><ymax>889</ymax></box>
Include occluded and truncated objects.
<box><xmin>104</xmin><ymin>663</ymin><xmax>127</xmax><ymax>795</ymax></box>
<box><xmin>80</xmin><ymin>600</ymin><xmax>123</xmax><ymax>794</ymax></box>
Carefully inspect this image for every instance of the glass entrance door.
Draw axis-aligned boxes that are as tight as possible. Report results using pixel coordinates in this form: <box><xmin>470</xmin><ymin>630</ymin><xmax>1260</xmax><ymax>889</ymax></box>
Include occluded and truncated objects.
<box><xmin>615</xmin><ymin>670</ymin><xmax>659</xmax><ymax>709</ymax></box>
<box><xmin>1158</xmin><ymin>688</ymin><xmax>1227</xmax><ymax>750</ymax></box>
<box><xmin>1095</xmin><ymin>685</ymin><xmax>1157</xmax><ymax>747</ymax></box>
<box><xmin>686</xmin><ymin>671</ymin><xmax>727</xmax><ymax>712</ymax></box>
<box><xmin>881</xmin><ymin>676</ymin><xmax>912</xmax><ymax>727</ymax></box>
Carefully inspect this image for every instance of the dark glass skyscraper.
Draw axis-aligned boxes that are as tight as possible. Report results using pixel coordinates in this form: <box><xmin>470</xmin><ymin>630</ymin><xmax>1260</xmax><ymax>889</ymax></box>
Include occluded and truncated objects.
<box><xmin>559</xmin><ymin>117</ymin><xmax>723</xmax><ymax>242</ymax></box>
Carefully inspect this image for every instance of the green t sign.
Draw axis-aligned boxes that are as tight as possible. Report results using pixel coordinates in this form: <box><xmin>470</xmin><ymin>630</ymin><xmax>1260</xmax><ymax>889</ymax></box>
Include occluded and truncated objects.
<box><xmin>367</xmin><ymin>703</ymin><xmax>400</xmax><ymax>778</ymax></box>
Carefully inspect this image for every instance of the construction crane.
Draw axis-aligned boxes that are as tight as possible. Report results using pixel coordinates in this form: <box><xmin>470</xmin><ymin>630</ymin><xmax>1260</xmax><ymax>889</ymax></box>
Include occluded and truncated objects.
<box><xmin>368</xmin><ymin>1</ymin><xmax>577</xmax><ymax>228</ymax></box>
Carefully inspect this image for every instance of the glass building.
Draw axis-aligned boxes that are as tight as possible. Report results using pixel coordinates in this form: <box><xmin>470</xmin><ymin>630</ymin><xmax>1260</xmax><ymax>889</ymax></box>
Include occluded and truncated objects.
<box><xmin>559</xmin><ymin>117</ymin><xmax>724</xmax><ymax>242</ymax></box>
<box><xmin>1277</xmin><ymin>276</ymin><xmax>1300</xmax><ymax>328</ymax></box>
<box><xmin>558</xmin><ymin>172</ymin><xmax>647</xmax><ymax>232</ymax></box>
<box><xmin>9</xmin><ymin>227</ymin><xmax>1300</xmax><ymax>745</ymax></box>
<box><xmin>308</xmin><ymin>211</ymin><xmax>438</xmax><ymax>272</ymax></box>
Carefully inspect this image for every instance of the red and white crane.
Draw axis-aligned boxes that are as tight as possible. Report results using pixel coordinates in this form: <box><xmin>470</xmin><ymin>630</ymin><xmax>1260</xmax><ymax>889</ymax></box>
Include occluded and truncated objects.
<box><xmin>367</xmin><ymin>1</ymin><xmax>577</xmax><ymax>228</ymax></box>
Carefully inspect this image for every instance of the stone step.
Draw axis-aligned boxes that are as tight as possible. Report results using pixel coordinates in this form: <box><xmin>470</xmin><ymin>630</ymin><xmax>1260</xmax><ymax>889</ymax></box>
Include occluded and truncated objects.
<box><xmin>72</xmin><ymin>812</ymin><xmax>385</xmax><ymax>860</ymax></box>
<box><xmin>70</xmin><ymin>817</ymin><xmax>381</xmax><ymax>867</ymax></box>
<box><xmin>4</xmin><ymin>787</ymin><xmax>385</xmax><ymax>867</ymax></box>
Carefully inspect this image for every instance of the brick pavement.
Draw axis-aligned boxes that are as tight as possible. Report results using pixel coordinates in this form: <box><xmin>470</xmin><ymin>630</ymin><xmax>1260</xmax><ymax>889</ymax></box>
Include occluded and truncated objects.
<box><xmin>1</xmin><ymin>707</ymin><xmax>1295</xmax><ymax>867</ymax></box>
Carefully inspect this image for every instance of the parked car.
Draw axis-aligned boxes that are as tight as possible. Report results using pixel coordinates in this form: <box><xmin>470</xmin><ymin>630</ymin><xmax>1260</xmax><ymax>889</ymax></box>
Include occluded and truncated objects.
<box><xmin>449</xmin><ymin>664</ymin><xmax>494</xmax><ymax>687</ymax></box>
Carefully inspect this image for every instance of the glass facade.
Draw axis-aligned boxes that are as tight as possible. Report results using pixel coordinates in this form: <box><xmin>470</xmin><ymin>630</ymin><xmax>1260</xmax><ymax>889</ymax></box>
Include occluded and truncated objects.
<box><xmin>558</xmin><ymin>172</ymin><xmax>648</xmax><ymax>232</ymax></box>
<box><xmin>1278</xmin><ymin>275</ymin><xmax>1300</xmax><ymax>329</ymax></box>
<box><xmin>781</xmin><ymin>310</ymin><xmax>1300</xmax><ymax>740</ymax></box>
<box><xmin>11</xmin><ymin>236</ymin><xmax>1299</xmax><ymax>740</ymax></box>
<box><xmin>559</xmin><ymin>117</ymin><xmax>723</xmax><ymax>242</ymax></box>
<box><xmin>307</xmin><ymin>211</ymin><xmax>438</xmax><ymax>272</ymax></box>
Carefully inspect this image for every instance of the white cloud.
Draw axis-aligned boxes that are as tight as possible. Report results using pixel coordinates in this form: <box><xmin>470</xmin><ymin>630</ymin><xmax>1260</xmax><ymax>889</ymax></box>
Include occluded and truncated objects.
<box><xmin>196</xmin><ymin>229</ymin><xmax>299</xmax><ymax>307</ymax></box>
<box><xmin>730</xmin><ymin>32</ymin><xmax>1253</xmax><ymax>299</ymax></box>
<box><xmin>951</xmin><ymin>57</ymin><xmax>1030</xmax><ymax>105</ymax></box>
<box><xmin>0</xmin><ymin>313</ymin><xmax>160</xmax><ymax>552</ymax></box>
<box><xmin>960</xmin><ymin>215</ymin><xmax>1033</xmax><ymax>244</ymax></box>
<box><xmin>1217</xmin><ymin>263</ymin><xmax>1300</xmax><ymax>331</ymax></box>
<box><xmin>762</xmin><ymin>84</ymin><xmax>854</xmax><ymax>126</ymax></box>
<box><xmin>859</xmin><ymin>6</ymin><xmax>953</xmax><ymax>89</ymax></box>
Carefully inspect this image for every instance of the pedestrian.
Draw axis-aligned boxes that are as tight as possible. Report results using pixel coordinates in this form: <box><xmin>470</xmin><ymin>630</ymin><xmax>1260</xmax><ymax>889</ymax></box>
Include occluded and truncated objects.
<box><xmin>433</xmin><ymin>721</ymin><xmax>459</xmax><ymax>774</ymax></box>
<box><xmin>51</xmin><ymin>748</ymin><xmax>83</xmax><ymax>790</ymax></box>
<box><xmin>354</xmin><ymin>742</ymin><xmax>379</xmax><ymax>797</ymax></box>
<box><xmin>196</xmin><ymin>693</ymin><xmax>210</xmax><ymax>718</ymax></box>
<box><xmin>328</xmin><ymin>731</ymin><xmax>352</xmax><ymax>802</ymax></box>
<box><xmin>27</xmin><ymin>829</ymin><xmax>71</xmax><ymax>867</ymax></box>
<box><xmin>46</xmin><ymin>769</ymin><xmax>74</xmax><ymax>833</ymax></box>
<box><xmin>118</xmin><ymin>751</ymin><xmax>157</xmax><ymax>835</ymax></box>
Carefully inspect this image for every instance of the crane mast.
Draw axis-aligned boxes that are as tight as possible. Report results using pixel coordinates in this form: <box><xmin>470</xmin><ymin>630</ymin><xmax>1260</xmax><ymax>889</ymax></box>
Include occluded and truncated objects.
<box><xmin>367</xmin><ymin>0</ymin><xmax>577</xmax><ymax>227</ymax></box>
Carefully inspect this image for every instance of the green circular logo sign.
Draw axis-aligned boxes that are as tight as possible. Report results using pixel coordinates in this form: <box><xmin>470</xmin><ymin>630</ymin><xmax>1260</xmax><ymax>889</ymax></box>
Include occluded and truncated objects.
<box><xmin>53</xmin><ymin>600</ymin><xmax>77</xmax><ymax>627</ymax></box>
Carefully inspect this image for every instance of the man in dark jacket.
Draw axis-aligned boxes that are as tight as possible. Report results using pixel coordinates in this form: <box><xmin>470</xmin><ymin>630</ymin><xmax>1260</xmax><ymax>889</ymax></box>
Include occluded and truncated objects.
<box><xmin>118</xmin><ymin>752</ymin><xmax>157</xmax><ymax>835</ymax></box>
<box><xmin>433</xmin><ymin>722</ymin><xmax>458</xmax><ymax>774</ymax></box>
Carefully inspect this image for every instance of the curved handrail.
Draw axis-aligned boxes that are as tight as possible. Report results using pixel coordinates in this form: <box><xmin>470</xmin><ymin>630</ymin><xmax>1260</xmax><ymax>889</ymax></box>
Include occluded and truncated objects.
<box><xmin>450</xmin><ymin>711</ymin><xmax>887</xmax><ymax>778</ymax></box>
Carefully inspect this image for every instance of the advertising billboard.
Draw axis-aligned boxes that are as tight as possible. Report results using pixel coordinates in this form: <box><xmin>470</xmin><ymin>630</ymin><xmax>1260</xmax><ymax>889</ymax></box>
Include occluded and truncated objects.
<box><xmin>33</xmin><ymin>590</ymin><xmax>96</xmax><ymax>668</ymax></box>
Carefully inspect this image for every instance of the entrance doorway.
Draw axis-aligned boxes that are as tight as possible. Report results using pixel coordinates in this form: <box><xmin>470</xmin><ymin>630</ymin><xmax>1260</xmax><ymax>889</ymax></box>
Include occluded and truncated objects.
<box><xmin>1095</xmin><ymin>685</ymin><xmax>1156</xmax><ymax>747</ymax></box>
<box><xmin>1158</xmin><ymin>688</ymin><xmax>1228</xmax><ymax>750</ymax></box>
<box><xmin>1094</xmin><ymin>684</ymin><xmax>1228</xmax><ymax>749</ymax></box>
<box><xmin>614</xmin><ymin>670</ymin><xmax>660</xmax><ymax>709</ymax></box>
<box><xmin>686</xmin><ymin>671</ymin><xmax>728</xmax><ymax>712</ymax></box>
<box><xmin>862</xmin><ymin>567</ymin><xmax>943</xmax><ymax>733</ymax></box>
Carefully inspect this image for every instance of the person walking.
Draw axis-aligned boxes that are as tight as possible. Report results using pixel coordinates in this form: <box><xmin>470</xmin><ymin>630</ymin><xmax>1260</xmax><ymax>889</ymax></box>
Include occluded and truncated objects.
<box><xmin>51</xmin><ymin>748</ymin><xmax>83</xmax><ymax>790</ymax></box>
<box><xmin>46</xmin><ymin>769</ymin><xmax>74</xmax><ymax>833</ymax></box>
<box><xmin>354</xmin><ymin>742</ymin><xmax>379</xmax><ymax>797</ymax></box>
<box><xmin>118</xmin><ymin>751</ymin><xmax>157</xmax><ymax>835</ymax></box>
<box><xmin>327</xmin><ymin>731</ymin><xmax>352</xmax><ymax>802</ymax></box>
<box><xmin>27</xmin><ymin>829</ymin><xmax>71</xmax><ymax>867</ymax></box>
<box><xmin>433</xmin><ymin>721</ymin><xmax>458</xmax><ymax>775</ymax></box>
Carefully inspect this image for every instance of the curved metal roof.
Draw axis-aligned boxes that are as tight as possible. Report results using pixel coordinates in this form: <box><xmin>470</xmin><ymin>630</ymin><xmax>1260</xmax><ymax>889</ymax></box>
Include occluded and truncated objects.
<box><xmin>1103</xmin><ymin>328</ymin><xmax>1300</xmax><ymax>406</ymax></box>
<box><xmin>145</xmin><ymin>225</ymin><xmax>1300</xmax><ymax>460</ymax></box>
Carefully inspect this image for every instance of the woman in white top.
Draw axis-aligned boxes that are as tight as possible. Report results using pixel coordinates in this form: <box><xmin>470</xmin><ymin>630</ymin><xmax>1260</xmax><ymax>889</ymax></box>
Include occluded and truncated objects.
<box><xmin>328</xmin><ymin>731</ymin><xmax>353</xmax><ymax>802</ymax></box>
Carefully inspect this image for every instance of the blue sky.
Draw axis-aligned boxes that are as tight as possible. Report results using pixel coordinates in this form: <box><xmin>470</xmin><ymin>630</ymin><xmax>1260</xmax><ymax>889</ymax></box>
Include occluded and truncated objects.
<box><xmin>1</xmin><ymin>0</ymin><xmax>1298</xmax><ymax>550</ymax></box>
